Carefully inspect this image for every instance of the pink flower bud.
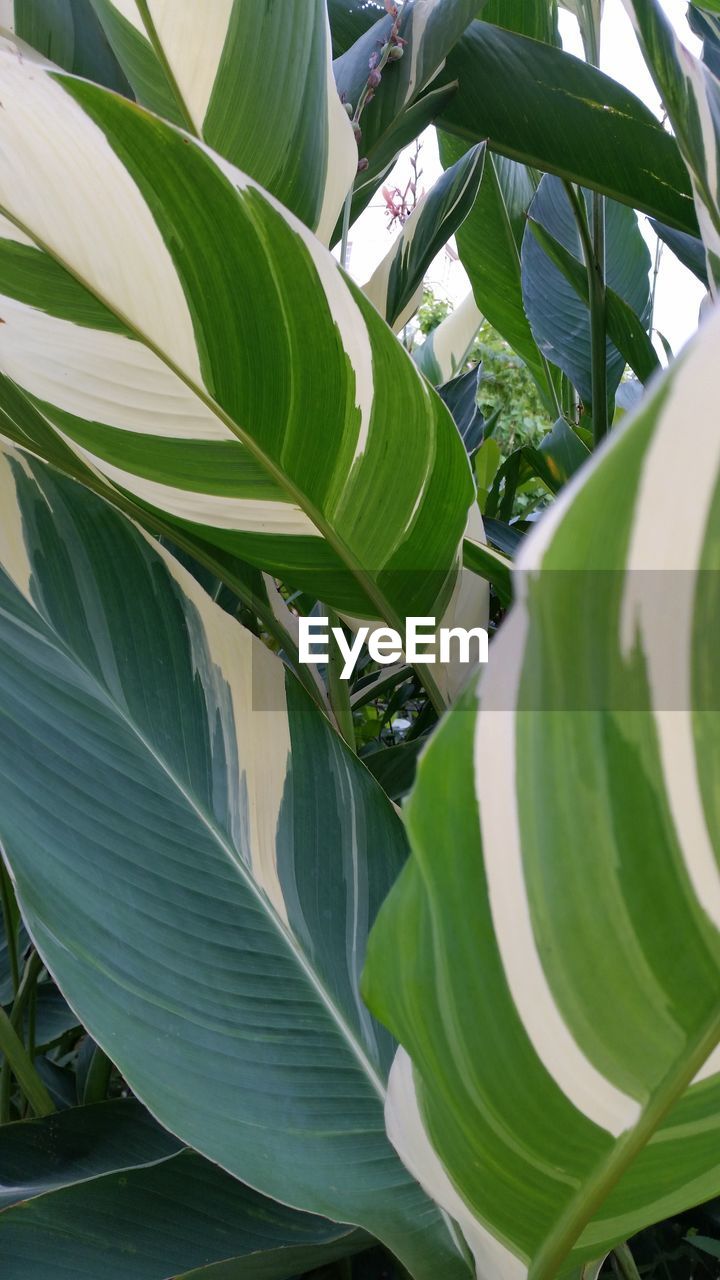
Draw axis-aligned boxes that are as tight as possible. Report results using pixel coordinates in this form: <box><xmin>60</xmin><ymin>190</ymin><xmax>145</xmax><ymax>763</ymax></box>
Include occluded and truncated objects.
<box><xmin>357</xmin><ymin>157</ymin><xmax>369</xmax><ymax>173</ymax></box>
<box><xmin>367</xmin><ymin>68</ymin><xmax>382</xmax><ymax>88</ymax></box>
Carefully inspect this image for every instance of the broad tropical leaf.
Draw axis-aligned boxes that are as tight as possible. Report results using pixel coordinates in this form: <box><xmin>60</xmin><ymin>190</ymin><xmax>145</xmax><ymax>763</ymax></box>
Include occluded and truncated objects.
<box><xmin>0</xmin><ymin>0</ymin><xmax>129</xmax><ymax>90</ymax></box>
<box><xmin>363</xmin><ymin>144</ymin><xmax>485</xmax><ymax>331</ymax></box>
<box><xmin>0</xmin><ymin>1103</ymin><xmax>366</xmax><ymax>1280</ymax></box>
<box><xmin>87</xmin><ymin>0</ymin><xmax>355</xmax><ymax>243</ymax></box>
<box><xmin>622</xmin><ymin>0</ymin><xmax>720</xmax><ymax>291</ymax></box>
<box><xmin>364</xmin><ymin>301</ymin><xmax>720</xmax><ymax>1277</ymax></box>
<box><xmin>438</xmin><ymin>133</ymin><xmax>559</xmax><ymax>411</ymax></box>
<box><xmin>438</xmin><ymin>22</ymin><xmax>698</xmax><ymax>235</ymax></box>
<box><xmin>437</xmin><ymin>363</ymin><xmax>484</xmax><ymax>455</ymax></box>
<box><xmin>527</xmin><ymin>217</ymin><xmax>660</xmax><ymax>385</ymax></box>
<box><xmin>521</xmin><ymin>175</ymin><xmax>652</xmax><ymax>403</ymax></box>
<box><xmin>0</xmin><ymin>39</ymin><xmax>474</xmax><ymax>639</ymax></box>
<box><xmin>414</xmin><ymin>291</ymin><xmax>483</xmax><ymax>385</ymax></box>
<box><xmin>0</xmin><ymin>445</ymin><xmax>469</xmax><ymax>1280</ymax></box>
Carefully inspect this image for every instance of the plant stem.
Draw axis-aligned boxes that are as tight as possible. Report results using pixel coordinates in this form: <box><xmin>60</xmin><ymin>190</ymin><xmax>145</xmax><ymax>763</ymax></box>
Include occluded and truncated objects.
<box><xmin>0</xmin><ymin>1005</ymin><xmax>54</xmax><ymax>1119</ymax></box>
<box><xmin>612</xmin><ymin>1243</ymin><xmax>642</xmax><ymax>1280</ymax></box>
<box><xmin>11</xmin><ymin>948</ymin><xmax>43</xmax><ymax>1032</ymax></box>
<box><xmin>82</xmin><ymin>1044</ymin><xmax>113</xmax><ymax>1105</ymax></box>
<box><xmin>0</xmin><ymin>860</ymin><xmax>19</xmax><ymax>998</ymax></box>
<box><xmin>563</xmin><ymin>180</ymin><xmax>608</xmax><ymax>445</ymax></box>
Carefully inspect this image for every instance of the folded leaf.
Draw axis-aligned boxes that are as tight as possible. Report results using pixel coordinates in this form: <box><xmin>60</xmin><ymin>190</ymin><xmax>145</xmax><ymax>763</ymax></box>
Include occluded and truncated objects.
<box><xmin>622</xmin><ymin>0</ymin><xmax>720</xmax><ymax>292</ymax></box>
<box><xmin>0</xmin><ymin>40</ymin><xmax>473</xmax><ymax>633</ymax></box>
<box><xmin>0</xmin><ymin>445</ymin><xmax>469</xmax><ymax>1279</ymax></box>
<box><xmin>438</xmin><ymin>133</ymin><xmax>558</xmax><ymax>411</ymax></box>
<box><xmin>363</xmin><ymin>144</ymin><xmax>485</xmax><ymax>331</ymax></box>
<box><xmin>414</xmin><ymin>291</ymin><xmax>483</xmax><ymax>385</ymax></box>
<box><xmin>88</xmin><ymin>0</ymin><xmax>355</xmax><ymax>242</ymax></box>
<box><xmin>438</xmin><ymin>22</ymin><xmax>698</xmax><ymax>235</ymax></box>
<box><xmin>364</xmin><ymin>302</ymin><xmax>720</xmax><ymax>1276</ymax></box>
<box><xmin>1</xmin><ymin>0</ymin><xmax>129</xmax><ymax>90</ymax></box>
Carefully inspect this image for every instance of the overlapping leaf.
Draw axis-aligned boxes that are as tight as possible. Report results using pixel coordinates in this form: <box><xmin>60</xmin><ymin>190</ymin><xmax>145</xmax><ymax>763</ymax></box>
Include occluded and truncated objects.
<box><xmin>0</xmin><ymin>0</ymin><xmax>129</xmax><ymax>90</ymax></box>
<box><xmin>438</xmin><ymin>133</ymin><xmax>559</xmax><ymax>410</ymax></box>
<box><xmin>414</xmin><ymin>291</ymin><xmax>483</xmax><ymax>385</ymax></box>
<box><xmin>521</xmin><ymin>175</ymin><xmax>652</xmax><ymax>404</ymax></box>
<box><xmin>364</xmin><ymin>302</ymin><xmax>720</xmax><ymax>1276</ymax></box>
<box><xmin>0</xmin><ymin>39</ymin><xmax>474</xmax><ymax>635</ymax></box>
<box><xmin>0</xmin><ymin>1103</ymin><xmax>366</xmax><ymax>1280</ymax></box>
<box><xmin>363</xmin><ymin>144</ymin><xmax>485</xmax><ymax>331</ymax></box>
<box><xmin>86</xmin><ymin>0</ymin><xmax>355</xmax><ymax>242</ymax></box>
<box><xmin>622</xmin><ymin>0</ymin><xmax>720</xmax><ymax>291</ymax></box>
<box><xmin>437</xmin><ymin>21</ymin><xmax>698</xmax><ymax>234</ymax></box>
<box><xmin>0</xmin><ymin>444</ymin><xmax>469</xmax><ymax>1279</ymax></box>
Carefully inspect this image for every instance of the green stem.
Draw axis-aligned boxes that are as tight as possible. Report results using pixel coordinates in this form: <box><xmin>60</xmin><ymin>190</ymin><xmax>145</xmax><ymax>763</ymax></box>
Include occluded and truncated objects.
<box><xmin>563</xmin><ymin>181</ymin><xmax>607</xmax><ymax>445</ymax></box>
<box><xmin>0</xmin><ymin>1005</ymin><xmax>54</xmax><ymax>1119</ymax></box>
<box><xmin>11</xmin><ymin>948</ymin><xmax>44</xmax><ymax>1032</ymax></box>
<box><xmin>612</xmin><ymin>1243</ymin><xmax>642</xmax><ymax>1280</ymax></box>
<box><xmin>82</xmin><ymin>1044</ymin><xmax>113</xmax><ymax>1105</ymax></box>
<box><xmin>0</xmin><ymin>861</ymin><xmax>19</xmax><ymax>998</ymax></box>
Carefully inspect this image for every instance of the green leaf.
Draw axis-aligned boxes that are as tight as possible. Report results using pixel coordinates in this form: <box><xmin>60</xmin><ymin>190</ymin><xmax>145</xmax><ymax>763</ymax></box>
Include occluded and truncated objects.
<box><xmin>622</xmin><ymin>0</ymin><xmax>720</xmax><ymax>292</ymax></box>
<box><xmin>364</xmin><ymin>302</ymin><xmax>720</xmax><ymax>1277</ymax></box>
<box><xmin>526</xmin><ymin>212</ymin><xmax>660</xmax><ymax>385</ymax></box>
<box><xmin>474</xmin><ymin>436</ymin><xmax>502</xmax><ymax>510</ymax></box>
<box><xmin>0</xmin><ymin>43</ymin><xmax>474</xmax><ymax>645</ymax></box>
<box><xmin>438</xmin><ymin>22</ymin><xmax>698</xmax><ymax>235</ymax></box>
<box><xmin>649</xmin><ymin>221</ymin><xmax>709</xmax><ymax>286</ymax></box>
<box><xmin>0</xmin><ymin>1099</ymin><xmax>182</xmax><ymax>1210</ymax></box>
<box><xmin>521</xmin><ymin>176</ymin><xmax>652</xmax><ymax>404</ymax></box>
<box><xmin>0</xmin><ymin>1105</ymin><xmax>367</xmax><ymax>1280</ymax></box>
<box><xmin>438</xmin><ymin>133</ymin><xmax>559</xmax><ymax>412</ymax></box>
<box><xmin>364</xmin><ymin>738</ymin><xmax>427</xmax><ymax>803</ymax></box>
<box><xmin>328</xmin><ymin>0</ymin><xmax>387</xmax><ymax>56</ymax></box>
<box><xmin>686</xmin><ymin>1234</ymin><xmax>720</xmax><ymax>1259</ymax></box>
<box><xmin>363</xmin><ymin>143</ymin><xmax>486</xmax><ymax>330</ymax></box>
<box><xmin>0</xmin><ymin>446</ymin><xmax>469</xmax><ymax>1280</ymax></box>
<box><xmin>87</xmin><ymin>0</ymin><xmax>355</xmax><ymax>242</ymax></box>
<box><xmin>438</xmin><ymin>364</ymin><xmax>485</xmax><ymax>456</ymax></box>
<box><xmin>3</xmin><ymin>0</ymin><xmax>130</xmax><ymax>92</ymax></box>
<box><xmin>462</xmin><ymin>537</ymin><xmax>513</xmax><ymax>607</ymax></box>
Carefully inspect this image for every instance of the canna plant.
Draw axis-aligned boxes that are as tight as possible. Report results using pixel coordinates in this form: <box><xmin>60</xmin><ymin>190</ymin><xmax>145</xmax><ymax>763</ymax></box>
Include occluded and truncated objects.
<box><xmin>0</xmin><ymin>2</ymin><xmax>718</xmax><ymax>1279</ymax></box>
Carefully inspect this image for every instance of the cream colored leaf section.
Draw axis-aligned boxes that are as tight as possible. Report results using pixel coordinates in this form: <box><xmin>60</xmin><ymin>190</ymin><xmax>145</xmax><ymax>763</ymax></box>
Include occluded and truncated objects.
<box><xmin>0</xmin><ymin>294</ymin><xmax>226</xmax><ymax>440</ymax></box>
<box><xmin>315</xmin><ymin>8</ymin><xmax>357</xmax><ymax>245</ymax></box>
<box><xmin>162</xmin><ymin>543</ymin><xmax>292</xmax><ymax>925</ymax></box>
<box><xmin>0</xmin><ymin>447</ymin><xmax>34</xmax><ymax>602</ymax></box>
<box><xmin>105</xmin><ymin>0</ymin><xmax>146</xmax><ymax>35</ymax></box>
<box><xmin>62</xmin><ymin>440</ymin><xmax>321</xmax><ymax>537</ymax></box>
<box><xmin>620</xmin><ymin>304</ymin><xmax>720</xmax><ymax>931</ymax></box>
<box><xmin>421</xmin><ymin>291</ymin><xmax>483</xmax><ymax>384</ymax></box>
<box><xmin>0</xmin><ymin>40</ymin><xmax>202</xmax><ymax>384</ymax></box>
<box><xmin>145</xmin><ymin>0</ymin><xmax>235</xmax><ymax>133</ymax></box>
<box><xmin>386</xmin><ymin>1048</ymin><xmax>527</xmax><ymax>1280</ymax></box>
<box><xmin>475</xmin><ymin>584</ymin><xmax>642</xmax><ymax>1134</ymax></box>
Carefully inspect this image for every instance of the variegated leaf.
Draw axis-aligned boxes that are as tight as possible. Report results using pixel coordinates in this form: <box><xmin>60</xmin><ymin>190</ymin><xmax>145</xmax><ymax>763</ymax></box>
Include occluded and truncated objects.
<box><xmin>363</xmin><ymin>143</ymin><xmax>485</xmax><ymax>332</ymax></box>
<box><xmin>0</xmin><ymin>0</ymin><xmax>129</xmax><ymax>90</ymax></box>
<box><xmin>622</xmin><ymin>0</ymin><xmax>720</xmax><ymax>293</ymax></box>
<box><xmin>0</xmin><ymin>442</ymin><xmax>470</xmax><ymax>1280</ymax></box>
<box><xmin>0</xmin><ymin>39</ymin><xmax>474</xmax><ymax>662</ymax></box>
<box><xmin>86</xmin><ymin>0</ymin><xmax>355</xmax><ymax>243</ymax></box>
<box><xmin>364</xmin><ymin>302</ymin><xmax>720</xmax><ymax>1276</ymax></box>
<box><xmin>414</xmin><ymin>291</ymin><xmax>483</xmax><ymax>385</ymax></box>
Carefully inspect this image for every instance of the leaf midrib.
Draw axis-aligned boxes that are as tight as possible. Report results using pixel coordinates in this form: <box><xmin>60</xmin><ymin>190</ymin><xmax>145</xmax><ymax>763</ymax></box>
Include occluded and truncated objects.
<box><xmin>0</xmin><ymin>188</ymin><xmax>448</xmax><ymax>713</ymax></box>
<box><xmin>10</xmin><ymin>575</ymin><xmax>387</xmax><ymax>1105</ymax></box>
